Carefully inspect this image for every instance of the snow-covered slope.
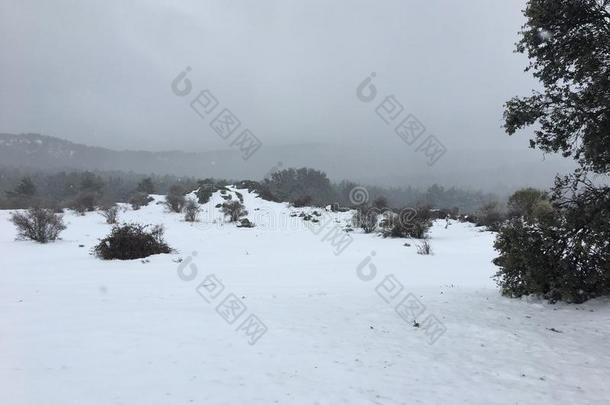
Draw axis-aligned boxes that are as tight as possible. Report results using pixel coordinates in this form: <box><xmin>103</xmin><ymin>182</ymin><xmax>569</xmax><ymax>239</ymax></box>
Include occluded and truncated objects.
<box><xmin>1</xmin><ymin>187</ymin><xmax>609</xmax><ymax>404</ymax></box>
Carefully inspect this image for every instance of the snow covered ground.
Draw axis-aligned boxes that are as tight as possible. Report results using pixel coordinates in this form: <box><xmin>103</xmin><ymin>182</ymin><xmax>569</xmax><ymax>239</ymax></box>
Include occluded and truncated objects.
<box><xmin>1</xmin><ymin>187</ymin><xmax>609</xmax><ymax>405</ymax></box>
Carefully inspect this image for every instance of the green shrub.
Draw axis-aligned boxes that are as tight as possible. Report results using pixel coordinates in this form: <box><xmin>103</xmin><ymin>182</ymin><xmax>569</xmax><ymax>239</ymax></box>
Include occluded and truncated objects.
<box><xmin>235</xmin><ymin>180</ymin><xmax>278</xmax><ymax>202</ymax></box>
<box><xmin>196</xmin><ymin>186</ymin><xmax>214</xmax><ymax>204</ymax></box>
<box><xmin>195</xmin><ymin>181</ymin><xmax>232</xmax><ymax>204</ymax></box>
<box><xmin>507</xmin><ymin>188</ymin><xmax>548</xmax><ymax>219</ymax></box>
<box><xmin>93</xmin><ymin>224</ymin><xmax>171</xmax><ymax>260</ymax></box>
<box><xmin>292</xmin><ymin>195</ymin><xmax>313</xmax><ymax>207</ymax></box>
<box><xmin>237</xmin><ymin>218</ymin><xmax>255</xmax><ymax>228</ymax></box>
<box><xmin>493</xmin><ymin>213</ymin><xmax>609</xmax><ymax>303</ymax></box>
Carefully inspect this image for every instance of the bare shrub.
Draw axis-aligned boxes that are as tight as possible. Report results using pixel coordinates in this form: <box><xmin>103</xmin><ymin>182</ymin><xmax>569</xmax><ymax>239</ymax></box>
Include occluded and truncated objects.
<box><xmin>475</xmin><ymin>201</ymin><xmax>506</xmax><ymax>231</ymax></box>
<box><xmin>221</xmin><ymin>200</ymin><xmax>248</xmax><ymax>222</ymax></box>
<box><xmin>10</xmin><ymin>207</ymin><xmax>66</xmax><ymax>243</ymax></box>
<box><xmin>416</xmin><ymin>240</ymin><xmax>432</xmax><ymax>255</ymax></box>
<box><xmin>352</xmin><ymin>206</ymin><xmax>379</xmax><ymax>233</ymax></box>
<box><xmin>100</xmin><ymin>205</ymin><xmax>119</xmax><ymax>224</ymax></box>
<box><xmin>184</xmin><ymin>199</ymin><xmax>200</xmax><ymax>222</ymax></box>
<box><xmin>70</xmin><ymin>191</ymin><xmax>98</xmax><ymax>215</ymax></box>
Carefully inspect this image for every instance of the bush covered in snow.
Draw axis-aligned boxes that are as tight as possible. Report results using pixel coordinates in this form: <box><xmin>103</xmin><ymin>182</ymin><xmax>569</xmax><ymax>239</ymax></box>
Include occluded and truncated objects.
<box><xmin>195</xmin><ymin>180</ymin><xmax>234</xmax><ymax>204</ymax></box>
<box><xmin>382</xmin><ymin>206</ymin><xmax>432</xmax><ymax>239</ymax></box>
<box><xmin>195</xmin><ymin>184</ymin><xmax>214</xmax><ymax>204</ymax></box>
<box><xmin>183</xmin><ymin>199</ymin><xmax>200</xmax><ymax>222</ymax></box>
<box><xmin>237</xmin><ymin>218</ymin><xmax>255</xmax><ymax>228</ymax></box>
<box><xmin>416</xmin><ymin>240</ymin><xmax>432</xmax><ymax>255</ymax></box>
<box><xmin>235</xmin><ymin>180</ymin><xmax>278</xmax><ymax>202</ymax></box>
<box><xmin>494</xmin><ymin>184</ymin><xmax>610</xmax><ymax>303</ymax></box>
<box><xmin>93</xmin><ymin>223</ymin><xmax>171</xmax><ymax>260</ymax></box>
<box><xmin>10</xmin><ymin>207</ymin><xmax>66</xmax><ymax>243</ymax></box>
<box><xmin>352</xmin><ymin>206</ymin><xmax>378</xmax><ymax>233</ymax></box>
<box><xmin>221</xmin><ymin>200</ymin><xmax>248</xmax><ymax>222</ymax></box>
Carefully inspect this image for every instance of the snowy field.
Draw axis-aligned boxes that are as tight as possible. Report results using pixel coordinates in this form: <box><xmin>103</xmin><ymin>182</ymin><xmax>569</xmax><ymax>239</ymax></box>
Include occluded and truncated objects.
<box><xmin>1</xmin><ymin>187</ymin><xmax>609</xmax><ymax>405</ymax></box>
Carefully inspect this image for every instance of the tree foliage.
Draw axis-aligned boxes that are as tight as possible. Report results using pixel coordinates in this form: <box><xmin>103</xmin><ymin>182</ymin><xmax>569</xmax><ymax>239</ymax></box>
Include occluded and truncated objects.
<box><xmin>504</xmin><ymin>0</ymin><xmax>610</xmax><ymax>173</ymax></box>
<box><xmin>496</xmin><ymin>0</ymin><xmax>610</xmax><ymax>303</ymax></box>
<box><xmin>136</xmin><ymin>177</ymin><xmax>155</xmax><ymax>194</ymax></box>
<box><xmin>264</xmin><ymin>168</ymin><xmax>334</xmax><ymax>206</ymax></box>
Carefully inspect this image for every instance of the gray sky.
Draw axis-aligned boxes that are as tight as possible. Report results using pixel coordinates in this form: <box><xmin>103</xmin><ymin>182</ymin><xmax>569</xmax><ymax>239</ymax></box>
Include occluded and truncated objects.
<box><xmin>0</xmin><ymin>0</ymin><xmax>573</xmax><ymax>189</ymax></box>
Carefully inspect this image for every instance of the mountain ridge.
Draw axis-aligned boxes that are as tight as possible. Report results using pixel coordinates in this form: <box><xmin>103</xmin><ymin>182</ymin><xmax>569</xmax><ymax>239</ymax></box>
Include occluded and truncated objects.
<box><xmin>0</xmin><ymin>133</ymin><xmax>573</xmax><ymax>194</ymax></box>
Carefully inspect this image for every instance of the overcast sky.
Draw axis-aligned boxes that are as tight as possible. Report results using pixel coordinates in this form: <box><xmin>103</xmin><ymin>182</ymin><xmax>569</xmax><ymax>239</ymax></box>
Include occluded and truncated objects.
<box><xmin>0</xmin><ymin>0</ymin><xmax>574</xmax><ymax>189</ymax></box>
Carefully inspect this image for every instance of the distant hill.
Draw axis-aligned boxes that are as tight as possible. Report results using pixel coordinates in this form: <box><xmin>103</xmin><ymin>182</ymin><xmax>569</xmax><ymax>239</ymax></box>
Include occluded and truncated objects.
<box><xmin>0</xmin><ymin>133</ymin><xmax>239</xmax><ymax>178</ymax></box>
<box><xmin>0</xmin><ymin>133</ymin><xmax>573</xmax><ymax>194</ymax></box>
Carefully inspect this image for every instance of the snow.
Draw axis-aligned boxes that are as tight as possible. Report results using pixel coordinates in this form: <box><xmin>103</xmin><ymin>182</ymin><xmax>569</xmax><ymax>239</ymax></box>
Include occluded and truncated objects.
<box><xmin>1</xmin><ymin>187</ymin><xmax>609</xmax><ymax>404</ymax></box>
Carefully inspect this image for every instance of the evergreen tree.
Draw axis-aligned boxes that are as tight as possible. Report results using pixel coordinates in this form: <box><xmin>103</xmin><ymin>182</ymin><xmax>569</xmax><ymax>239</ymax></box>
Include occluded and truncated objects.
<box><xmin>7</xmin><ymin>176</ymin><xmax>36</xmax><ymax>198</ymax></box>
<box><xmin>137</xmin><ymin>177</ymin><xmax>155</xmax><ymax>194</ymax></box>
<box><xmin>495</xmin><ymin>0</ymin><xmax>610</xmax><ymax>303</ymax></box>
<box><xmin>504</xmin><ymin>0</ymin><xmax>610</xmax><ymax>173</ymax></box>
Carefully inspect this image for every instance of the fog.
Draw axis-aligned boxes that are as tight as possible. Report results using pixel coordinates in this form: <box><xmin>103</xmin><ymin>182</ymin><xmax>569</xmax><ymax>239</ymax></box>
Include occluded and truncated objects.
<box><xmin>0</xmin><ymin>0</ymin><xmax>573</xmax><ymax>190</ymax></box>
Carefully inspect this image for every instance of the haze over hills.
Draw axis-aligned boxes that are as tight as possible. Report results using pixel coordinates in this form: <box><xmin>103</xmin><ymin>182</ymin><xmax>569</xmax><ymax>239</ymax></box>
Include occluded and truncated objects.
<box><xmin>0</xmin><ymin>133</ymin><xmax>573</xmax><ymax>195</ymax></box>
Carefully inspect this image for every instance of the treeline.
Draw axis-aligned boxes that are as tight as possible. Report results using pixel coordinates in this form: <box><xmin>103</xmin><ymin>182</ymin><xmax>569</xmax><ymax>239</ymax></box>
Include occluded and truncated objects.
<box><xmin>0</xmin><ymin>167</ymin><xmax>198</xmax><ymax>210</ymax></box>
<box><xmin>0</xmin><ymin>166</ymin><xmax>499</xmax><ymax>214</ymax></box>
<box><xmin>261</xmin><ymin>168</ymin><xmax>498</xmax><ymax>213</ymax></box>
